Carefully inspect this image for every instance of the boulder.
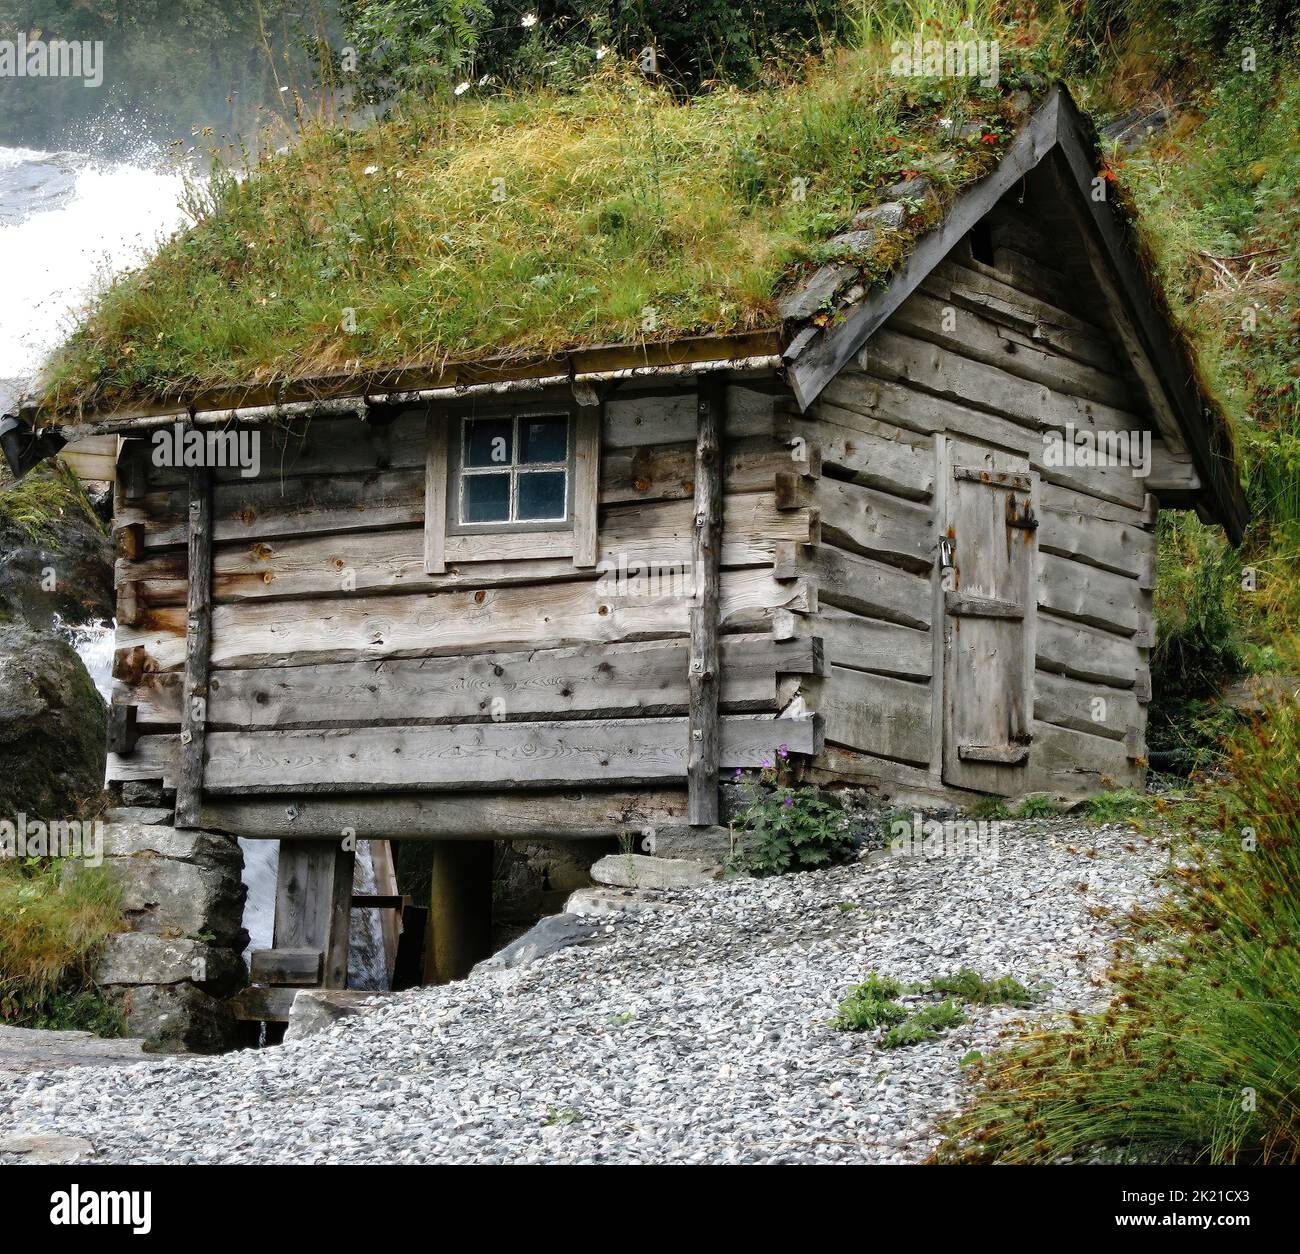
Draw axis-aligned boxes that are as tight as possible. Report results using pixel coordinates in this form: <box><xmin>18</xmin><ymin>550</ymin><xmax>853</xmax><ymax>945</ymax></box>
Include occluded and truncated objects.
<box><xmin>284</xmin><ymin>989</ymin><xmax>385</xmax><ymax>1042</ymax></box>
<box><xmin>880</xmin><ymin>177</ymin><xmax>931</xmax><ymax>203</ymax></box>
<box><xmin>102</xmin><ymin>821</ymin><xmax>243</xmax><ymax>872</ymax></box>
<box><xmin>94</xmin><ymin>933</ymin><xmax>245</xmax><ymax>997</ymax></box>
<box><xmin>565</xmin><ymin>886</ymin><xmax>675</xmax><ymax>917</ymax></box>
<box><xmin>474</xmin><ymin>913</ymin><xmax>604</xmax><ymax>974</ymax></box>
<box><xmin>778</xmin><ymin>261</ymin><xmax>858</xmax><ymax>321</ymax></box>
<box><xmin>0</xmin><ymin>477</ymin><xmax>114</xmax><ymax>630</ymax></box>
<box><xmin>589</xmin><ymin>853</ymin><xmax>721</xmax><ymax>891</ymax></box>
<box><xmin>0</xmin><ymin>1133</ymin><xmax>96</xmax><ymax>1163</ymax></box>
<box><xmin>115</xmin><ymin>983</ymin><xmax>237</xmax><ymax>1054</ymax></box>
<box><xmin>0</xmin><ymin>622</ymin><xmax>105</xmax><ymax>817</ymax></box>
<box><xmin>849</xmin><ymin>201</ymin><xmax>907</xmax><ymax>231</ymax></box>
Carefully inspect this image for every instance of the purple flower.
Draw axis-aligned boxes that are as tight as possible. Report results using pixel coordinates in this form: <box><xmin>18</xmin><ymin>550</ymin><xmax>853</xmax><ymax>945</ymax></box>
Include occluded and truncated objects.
<box><xmin>777</xmin><ymin>744</ymin><xmax>789</xmax><ymax>758</ymax></box>
<box><xmin>762</xmin><ymin>758</ymin><xmax>772</xmax><ymax>769</ymax></box>
<box><xmin>734</xmin><ymin>768</ymin><xmax>743</xmax><ymax>780</ymax></box>
<box><xmin>782</xmin><ymin>795</ymin><xmax>795</xmax><ymax>807</ymax></box>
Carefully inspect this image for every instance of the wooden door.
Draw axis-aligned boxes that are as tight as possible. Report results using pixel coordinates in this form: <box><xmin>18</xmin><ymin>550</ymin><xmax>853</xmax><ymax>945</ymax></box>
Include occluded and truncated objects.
<box><xmin>940</xmin><ymin>439</ymin><xmax>1039</xmax><ymax>793</ymax></box>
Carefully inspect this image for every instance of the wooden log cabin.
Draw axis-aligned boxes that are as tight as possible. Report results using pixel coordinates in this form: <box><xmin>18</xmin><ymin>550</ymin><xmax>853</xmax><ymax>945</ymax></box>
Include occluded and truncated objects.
<box><xmin>8</xmin><ymin>86</ymin><xmax>1246</xmax><ymax>993</ymax></box>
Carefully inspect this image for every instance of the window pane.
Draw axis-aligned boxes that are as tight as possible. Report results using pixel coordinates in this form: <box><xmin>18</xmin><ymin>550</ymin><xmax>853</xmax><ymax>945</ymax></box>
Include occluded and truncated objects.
<box><xmin>462</xmin><ymin>473</ymin><xmax>510</xmax><ymax>522</ymax></box>
<box><xmin>520</xmin><ymin>416</ymin><xmax>567</xmax><ymax>464</ymax></box>
<box><xmin>465</xmin><ymin>418</ymin><xmax>513</xmax><ymax>467</ymax></box>
<box><xmin>517</xmin><ymin>470</ymin><xmax>566</xmax><ymax>520</ymax></box>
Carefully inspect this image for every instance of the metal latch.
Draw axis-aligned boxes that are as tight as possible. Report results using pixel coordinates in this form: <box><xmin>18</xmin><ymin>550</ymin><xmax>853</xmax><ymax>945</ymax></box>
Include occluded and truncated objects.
<box><xmin>939</xmin><ymin>536</ymin><xmax>955</xmax><ymax>569</ymax></box>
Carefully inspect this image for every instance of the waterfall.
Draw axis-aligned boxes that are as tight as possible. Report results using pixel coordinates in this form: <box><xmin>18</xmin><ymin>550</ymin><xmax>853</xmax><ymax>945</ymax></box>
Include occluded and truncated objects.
<box><xmin>6</xmin><ymin>145</ymin><xmax>389</xmax><ymax>996</ymax></box>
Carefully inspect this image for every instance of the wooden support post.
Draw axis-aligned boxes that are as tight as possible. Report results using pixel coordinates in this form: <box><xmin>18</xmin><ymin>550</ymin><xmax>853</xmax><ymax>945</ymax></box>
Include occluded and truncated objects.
<box><xmin>688</xmin><ymin>374</ymin><xmax>724</xmax><ymax>826</ymax></box>
<box><xmin>271</xmin><ymin>840</ymin><xmax>356</xmax><ymax>990</ymax></box>
<box><xmin>425</xmin><ymin>840</ymin><xmax>493</xmax><ymax>985</ymax></box>
<box><xmin>175</xmin><ymin>467</ymin><xmax>213</xmax><ymax>829</ymax></box>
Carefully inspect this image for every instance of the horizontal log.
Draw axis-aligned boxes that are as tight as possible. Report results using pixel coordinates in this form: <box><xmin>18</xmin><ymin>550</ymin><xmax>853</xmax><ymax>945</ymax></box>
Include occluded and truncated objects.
<box><xmin>818</xmin><ymin>371</ymin><xmax>1146</xmax><ymax>509</ymax></box>
<box><xmin>1038</xmin><ymin>552</ymin><xmax>1145</xmax><ymax>636</ymax></box>
<box><xmin>1039</xmin><ymin>501</ymin><xmax>1153</xmax><ymax>579</ymax></box>
<box><xmin>810</xmin><ymin>667</ymin><xmax>931</xmax><ymax>767</ymax></box>
<box><xmin>1025</xmin><ymin>720</ymin><xmax>1143</xmax><ymax>797</ymax></box>
<box><xmin>115</xmin><ymin>567</ymin><xmax>813</xmax><ymax>672</ymax></box>
<box><xmin>802</xmin><ymin>405</ymin><xmax>934</xmax><ymax>501</ymax></box>
<box><xmin>249</xmin><ymin>947</ymin><xmax>323</xmax><ymax>986</ymax></box>
<box><xmin>1036</xmin><ymin>612</ymin><xmax>1144</xmax><ymax>688</ymax></box>
<box><xmin>125</xmin><ymin>635</ymin><xmax>823</xmax><ymax>729</ymax></box>
<box><xmin>120</xmin><ymin>495</ymin><xmax>817</xmax><ymax>606</ymax></box>
<box><xmin>813</xmin><ymin>478</ymin><xmax>932</xmax><ymax>573</ymax></box>
<box><xmin>1034</xmin><ymin>670</ymin><xmax>1142</xmax><ymax>742</ymax></box>
<box><xmin>201</xmin><ymin>787</ymin><xmax>694</xmax><ymax>840</ymax></box>
<box><xmin>812</xmin><ymin>607</ymin><xmax>931</xmax><ymax>679</ymax></box>
<box><xmin>603</xmin><ymin>380</ymin><xmax>777</xmax><ymax>447</ymax></box>
<box><xmin>199</xmin><ymin>714</ymin><xmax>823</xmax><ymax>793</ymax></box>
<box><xmin>776</xmin><ymin>543</ymin><xmax>931</xmax><ymax>630</ymax></box>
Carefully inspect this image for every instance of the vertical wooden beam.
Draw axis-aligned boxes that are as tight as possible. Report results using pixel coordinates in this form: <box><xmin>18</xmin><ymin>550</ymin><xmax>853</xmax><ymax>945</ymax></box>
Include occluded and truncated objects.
<box><xmin>174</xmin><ymin>467</ymin><xmax>213</xmax><ymax>829</ymax></box>
<box><xmin>271</xmin><ymin>840</ymin><xmax>356</xmax><ymax>989</ymax></box>
<box><xmin>688</xmin><ymin>374</ymin><xmax>724</xmax><ymax>826</ymax></box>
<box><xmin>424</xmin><ymin>415</ymin><xmax>449</xmax><ymax>575</ymax></box>
<box><xmin>571</xmin><ymin>403</ymin><xmax>601</xmax><ymax>568</ymax></box>
<box><xmin>425</xmin><ymin>840</ymin><xmax>494</xmax><ymax>984</ymax></box>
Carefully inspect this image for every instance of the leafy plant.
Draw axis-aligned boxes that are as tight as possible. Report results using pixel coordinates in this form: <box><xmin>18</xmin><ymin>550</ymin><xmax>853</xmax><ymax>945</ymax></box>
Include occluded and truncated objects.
<box><xmin>882</xmin><ymin>1000</ymin><xmax>967</xmax><ymax>1048</ymax></box>
<box><xmin>831</xmin><ymin>973</ymin><xmax>909</xmax><ymax>1031</ymax></box>
<box><xmin>1083</xmin><ymin>788</ymin><xmax>1156</xmax><ymax>825</ymax></box>
<box><xmin>925</xmin><ymin>968</ymin><xmax>1036</xmax><ymax>1008</ymax></box>
<box><xmin>1014</xmin><ymin>795</ymin><xmax>1064</xmax><ymax>819</ymax></box>
<box><xmin>727</xmin><ymin>751</ymin><xmax>856</xmax><ymax>877</ymax></box>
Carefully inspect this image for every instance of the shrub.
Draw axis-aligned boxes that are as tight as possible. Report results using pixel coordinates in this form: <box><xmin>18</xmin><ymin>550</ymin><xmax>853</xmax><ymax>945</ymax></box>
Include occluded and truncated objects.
<box><xmin>0</xmin><ymin>859</ymin><xmax>124</xmax><ymax>1033</ymax></box>
<box><xmin>925</xmin><ymin>968</ymin><xmax>1037</xmax><ymax>1008</ymax></box>
<box><xmin>882</xmin><ymin>1001</ymin><xmax>967</xmax><ymax>1049</ymax></box>
<box><xmin>831</xmin><ymin>973</ymin><xmax>908</xmax><ymax>1032</ymax></box>
<box><xmin>727</xmin><ymin>752</ymin><xmax>857</xmax><ymax>877</ymax></box>
<box><xmin>937</xmin><ymin>697</ymin><xmax>1300</xmax><ymax>1164</ymax></box>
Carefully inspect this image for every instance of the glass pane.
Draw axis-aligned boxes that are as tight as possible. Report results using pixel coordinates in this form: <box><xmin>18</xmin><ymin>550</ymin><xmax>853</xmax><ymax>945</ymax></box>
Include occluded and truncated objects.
<box><xmin>520</xmin><ymin>416</ymin><xmax>567</xmax><ymax>464</ymax></box>
<box><xmin>465</xmin><ymin>418</ymin><xmax>513</xmax><ymax>468</ymax></box>
<box><xmin>462</xmin><ymin>473</ymin><xmax>510</xmax><ymax>523</ymax></box>
<box><xmin>517</xmin><ymin>470</ymin><xmax>567</xmax><ymax>520</ymax></box>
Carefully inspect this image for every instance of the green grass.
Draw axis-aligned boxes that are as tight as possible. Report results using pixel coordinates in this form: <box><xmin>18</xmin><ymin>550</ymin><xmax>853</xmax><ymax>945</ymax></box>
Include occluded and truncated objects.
<box><xmin>0</xmin><ymin>859</ymin><xmax>124</xmax><ymax>1033</ymax></box>
<box><xmin>0</xmin><ymin>462</ymin><xmax>104</xmax><ymax>548</ymax></box>
<box><xmin>937</xmin><ymin>697</ymin><xmax>1300</xmax><ymax>1164</ymax></box>
<box><xmin>36</xmin><ymin>8</ymin><xmax>1069</xmax><ymax>418</ymax></box>
<box><xmin>925</xmin><ymin>968</ymin><xmax>1037</xmax><ymax>1007</ymax></box>
<box><xmin>831</xmin><ymin>972</ymin><xmax>909</xmax><ymax>1031</ymax></box>
<box><xmin>882</xmin><ymin>1000</ymin><xmax>967</xmax><ymax>1048</ymax></box>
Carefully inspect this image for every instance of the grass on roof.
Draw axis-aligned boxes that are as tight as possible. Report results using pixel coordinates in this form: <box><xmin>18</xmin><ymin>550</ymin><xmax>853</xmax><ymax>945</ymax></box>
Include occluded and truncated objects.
<box><xmin>39</xmin><ymin>17</ymin><xmax>1064</xmax><ymax>417</ymax></box>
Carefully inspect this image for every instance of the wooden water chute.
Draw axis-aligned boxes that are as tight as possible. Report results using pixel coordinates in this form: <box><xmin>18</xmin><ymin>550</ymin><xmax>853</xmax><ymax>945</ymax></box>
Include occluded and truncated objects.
<box><xmin>40</xmin><ymin>85</ymin><xmax>1246</xmax><ymax>998</ymax></box>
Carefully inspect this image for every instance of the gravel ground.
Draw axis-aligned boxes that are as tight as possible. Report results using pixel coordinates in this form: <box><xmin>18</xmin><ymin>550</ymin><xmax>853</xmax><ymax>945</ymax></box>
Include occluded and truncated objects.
<box><xmin>0</xmin><ymin>820</ymin><xmax>1170</xmax><ymax>1165</ymax></box>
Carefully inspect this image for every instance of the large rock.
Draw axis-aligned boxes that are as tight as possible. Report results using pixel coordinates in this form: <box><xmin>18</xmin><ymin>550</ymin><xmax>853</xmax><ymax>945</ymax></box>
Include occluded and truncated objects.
<box><xmin>0</xmin><ymin>474</ymin><xmax>114</xmax><ymax>630</ymax></box>
<box><xmin>564</xmin><ymin>886</ymin><xmax>676</xmax><ymax>917</ymax></box>
<box><xmin>0</xmin><ymin>1024</ymin><xmax>146</xmax><ymax>1075</ymax></box>
<box><xmin>284</xmin><ymin>990</ymin><xmax>385</xmax><ymax>1042</ymax></box>
<box><xmin>100</xmin><ymin>830</ymin><xmax>247</xmax><ymax>949</ymax></box>
<box><xmin>589</xmin><ymin>853</ymin><xmax>721</xmax><ymax>891</ymax></box>
<box><xmin>114</xmin><ymin>983</ymin><xmax>237</xmax><ymax>1054</ymax></box>
<box><xmin>94</xmin><ymin>933</ymin><xmax>245</xmax><ymax>997</ymax></box>
<box><xmin>0</xmin><ymin>622</ymin><xmax>105</xmax><ymax>816</ymax></box>
<box><xmin>474</xmin><ymin>913</ymin><xmax>604</xmax><ymax>974</ymax></box>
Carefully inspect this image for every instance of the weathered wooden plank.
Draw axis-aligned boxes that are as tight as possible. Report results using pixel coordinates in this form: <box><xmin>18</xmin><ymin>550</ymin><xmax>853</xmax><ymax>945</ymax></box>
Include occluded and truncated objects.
<box><xmin>201</xmin><ymin>788</ymin><xmax>693</xmax><ymax>841</ymax></box>
<box><xmin>1034</xmin><ymin>670</ymin><xmax>1142</xmax><ymax>742</ymax></box>
<box><xmin>603</xmin><ymin>379</ymin><xmax>777</xmax><ymax>447</ymax></box>
<box><xmin>888</xmin><ymin>288</ymin><xmax>1136</xmax><ymax>409</ymax></box>
<box><xmin>199</xmin><ymin>715</ymin><xmax>822</xmax><ymax>793</ymax></box>
<box><xmin>1038</xmin><ymin>551</ymin><xmax>1144</xmax><ymax>635</ymax></box>
<box><xmin>249</xmin><ymin>947</ymin><xmax>324</xmax><ymax>986</ymax></box>
<box><xmin>1036</xmin><ymin>612</ymin><xmax>1143</xmax><ymax>688</ymax></box>
<box><xmin>572</xmin><ymin>403</ymin><xmax>601</xmax><ymax>567</ymax></box>
<box><xmin>688</xmin><ymin>375</ymin><xmax>724</xmax><ymax>825</ymax></box>
<box><xmin>1025</xmin><ymin>719</ymin><xmax>1143</xmax><ymax>797</ymax></box>
<box><xmin>805</xmin><ymin>410</ymin><xmax>934</xmax><ymax>501</ymax></box>
<box><xmin>1039</xmin><ymin>501</ymin><xmax>1152</xmax><ymax>578</ymax></box>
<box><xmin>115</xmin><ymin>568</ymin><xmax>814</xmax><ymax>673</ymax></box>
<box><xmin>817</xmin><ymin>370</ymin><xmax>1146</xmax><ymax>509</ymax></box>
<box><xmin>813</xmin><ymin>477</ymin><xmax>932</xmax><ymax>573</ymax></box>
<box><xmin>775</xmin><ymin>544</ymin><xmax>930</xmax><ymax>630</ymax></box>
<box><xmin>813</xmin><ymin>607</ymin><xmax>930</xmax><ymax>679</ymax></box>
<box><xmin>423</xmin><ymin>415</ymin><xmax>449</xmax><ymax>574</ymax></box>
<box><xmin>127</xmin><ymin>636</ymin><xmax>822</xmax><ymax>729</ymax></box>
<box><xmin>273</xmin><ymin>841</ymin><xmax>354</xmax><ymax>989</ymax></box>
<box><xmin>602</xmin><ymin>434</ymin><xmax>808</xmax><ymax>505</ymax></box>
<box><xmin>174</xmin><ymin>470</ymin><xmax>213</xmax><ymax>829</ymax></box>
<box><xmin>810</xmin><ymin>668</ymin><xmax>931</xmax><ymax>766</ymax></box>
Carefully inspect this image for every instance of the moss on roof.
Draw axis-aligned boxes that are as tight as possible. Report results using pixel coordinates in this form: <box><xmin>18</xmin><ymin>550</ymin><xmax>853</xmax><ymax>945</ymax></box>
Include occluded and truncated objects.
<box><xmin>39</xmin><ymin>37</ymin><xmax>1060</xmax><ymax>418</ymax></box>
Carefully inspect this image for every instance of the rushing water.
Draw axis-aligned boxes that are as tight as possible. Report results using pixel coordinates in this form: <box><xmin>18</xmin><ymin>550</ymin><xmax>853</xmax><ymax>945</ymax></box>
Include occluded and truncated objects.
<box><xmin>3</xmin><ymin>145</ymin><xmax>388</xmax><ymax>990</ymax></box>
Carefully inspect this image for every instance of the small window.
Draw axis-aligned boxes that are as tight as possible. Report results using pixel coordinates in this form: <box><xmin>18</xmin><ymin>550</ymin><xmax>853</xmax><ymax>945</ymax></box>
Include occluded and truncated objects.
<box><xmin>424</xmin><ymin>398</ymin><xmax>600</xmax><ymax>575</ymax></box>
<box><xmin>455</xmin><ymin>413</ymin><xmax>571</xmax><ymax>529</ymax></box>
